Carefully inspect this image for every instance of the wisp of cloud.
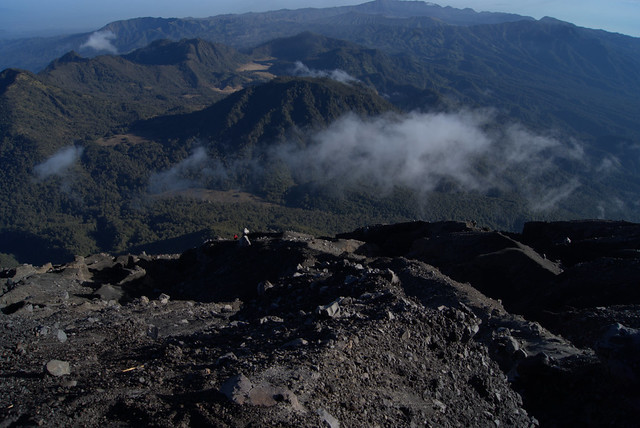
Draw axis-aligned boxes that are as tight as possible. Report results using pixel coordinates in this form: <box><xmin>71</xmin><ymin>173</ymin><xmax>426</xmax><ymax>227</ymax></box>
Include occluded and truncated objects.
<box><xmin>81</xmin><ymin>30</ymin><xmax>118</xmax><ymax>54</ymax></box>
<box><xmin>33</xmin><ymin>146</ymin><xmax>84</xmax><ymax>180</ymax></box>
<box><xmin>292</xmin><ymin>61</ymin><xmax>359</xmax><ymax>84</ymax></box>
<box><xmin>148</xmin><ymin>147</ymin><xmax>229</xmax><ymax>194</ymax></box>
<box><xmin>273</xmin><ymin>110</ymin><xmax>586</xmax><ymax>210</ymax></box>
<box><xmin>146</xmin><ymin>110</ymin><xmax>589</xmax><ymax>213</ymax></box>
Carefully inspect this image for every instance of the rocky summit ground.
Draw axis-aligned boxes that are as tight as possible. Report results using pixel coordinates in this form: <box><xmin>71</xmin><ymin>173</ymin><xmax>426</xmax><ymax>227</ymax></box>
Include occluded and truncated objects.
<box><xmin>1</xmin><ymin>220</ymin><xmax>640</xmax><ymax>427</ymax></box>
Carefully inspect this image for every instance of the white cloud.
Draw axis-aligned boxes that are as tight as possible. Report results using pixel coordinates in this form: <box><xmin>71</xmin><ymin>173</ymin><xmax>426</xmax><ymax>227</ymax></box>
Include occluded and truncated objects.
<box><xmin>292</xmin><ymin>61</ymin><xmax>359</xmax><ymax>84</ymax></box>
<box><xmin>146</xmin><ymin>110</ymin><xmax>594</xmax><ymax>213</ymax></box>
<box><xmin>148</xmin><ymin>147</ymin><xmax>229</xmax><ymax>193</ymax></box>
<box><xmin>33</xmin><ymin>146</ymin><xmax>84</xmax><ymax>179</ymax></box>
<box><xmin>81</xmin><ymin>30</ymin><xmax>118</xmax><ymax>54</ymax></box>
<box><xmin>273</xmin><ymin>109</ymin><xmax>586</xmax><ymax>210</ymax></box>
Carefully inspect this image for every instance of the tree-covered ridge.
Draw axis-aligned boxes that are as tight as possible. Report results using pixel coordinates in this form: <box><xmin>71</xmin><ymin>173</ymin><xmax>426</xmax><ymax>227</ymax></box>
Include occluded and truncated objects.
<box><xmin>38</xmin><ymin>38</ymin><xmax>268</xmax><ymax>115</ymax></box>
<box><xmin>0</xmin><ymin>0</ymin><xmax>586</xmax><ymax>73</ymax></box>
<box><xmin>0</xmin><ymin>68</ymin><xmax>137</xmax><ymax>153</ymax></box>
<box><xmin>0</xmin><ymin>73</ymin><xmax>410</xmax><ymax>266</ymax></box>
<box><xmin>131</xmin><ymin>76</ymin><xmax>397</xmax><ymax>146</ymax></box>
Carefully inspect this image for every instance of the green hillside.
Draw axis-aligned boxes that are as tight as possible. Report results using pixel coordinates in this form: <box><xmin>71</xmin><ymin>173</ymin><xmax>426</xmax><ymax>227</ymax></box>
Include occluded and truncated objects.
<box><xmin>132</xmin><ymin>76</ymin><xmax>397</xmax><ymax>146</ymax></box>
<box><xmin>0</xmin><ymin>75</ymin><xmax>412</xmax><ymax>266</ymax></box>
<box><xmin>38</xmin><ymin>39</ymin><xmax>266</xmax><ymax>115</ymax></box>
<box><xmin>0</xmin><ymin>1</ymin><xmax>535</xmax><ymax>72</ymax></box>
<box><xmin>0</xmin><ymin>2</ymin><xmax>639</xmax><ymax>266</ymax></box>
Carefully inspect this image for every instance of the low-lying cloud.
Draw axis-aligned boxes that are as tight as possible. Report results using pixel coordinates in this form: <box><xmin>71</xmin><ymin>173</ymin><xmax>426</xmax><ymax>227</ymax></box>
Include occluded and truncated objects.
<box><xmin>33</xmin><ymin>146</ymin><xmax>84</xmax><ymax>180</ymax></box>
<box><xmin>81</xmin><ymin>30</ymin><xmax>118</xmax><ymax>54</ymax></box>
<box><xmin>148</xmin><ymin>147</ymin><xmax>229</xmax><ymax>194</ymax></box>
<box><xmin>292</xmin><ymin>61</ymin><xmax>359</xmax><ymax>84</ymax></box>
<box><xmin>147</xmin><ymin>109</ymin><xmax>591</xmax><ymax>213</ymax></box>
<box><xmin>273</xmin><ymin>110</ymin><xmax>586</xmax><ymax>210</ymax></box>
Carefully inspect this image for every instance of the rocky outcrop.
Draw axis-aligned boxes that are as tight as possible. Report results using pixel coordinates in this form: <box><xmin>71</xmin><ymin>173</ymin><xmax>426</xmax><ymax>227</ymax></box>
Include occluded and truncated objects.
<box><xmin>1</xmin><ymin>220</ymin><xmax>638</xmax><ymax>426</ymax></box>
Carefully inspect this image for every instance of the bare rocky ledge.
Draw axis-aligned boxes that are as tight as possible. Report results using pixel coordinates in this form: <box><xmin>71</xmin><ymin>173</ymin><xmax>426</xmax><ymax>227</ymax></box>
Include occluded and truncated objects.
<box><xmin>1</xmin><ymin>220</ymin><xmax>639</xmax><ymax>426</ymax></box>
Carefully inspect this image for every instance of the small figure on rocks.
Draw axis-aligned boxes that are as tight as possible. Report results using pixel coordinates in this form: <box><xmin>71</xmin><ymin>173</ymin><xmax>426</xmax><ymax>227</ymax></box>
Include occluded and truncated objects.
<box><xmin>238</xmin><ymin>227</ymin><xmax>251</xmax><ymax>247</ymax></box>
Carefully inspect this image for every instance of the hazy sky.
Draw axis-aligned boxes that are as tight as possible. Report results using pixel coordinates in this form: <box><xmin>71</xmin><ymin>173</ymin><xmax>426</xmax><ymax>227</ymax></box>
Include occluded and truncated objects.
<box><xmin>1</xmin><ymin>0</ymin><xmax>638</xmax><ymax>37</ymax></box>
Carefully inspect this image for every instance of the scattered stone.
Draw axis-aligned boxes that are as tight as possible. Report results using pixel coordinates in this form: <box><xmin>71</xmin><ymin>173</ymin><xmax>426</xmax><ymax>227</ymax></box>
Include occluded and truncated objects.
<box><xmin>2</xmin><ymin>220</ymin><xmax>639</xmax><ymax>427</ymax></box>
<box><xmin>383</xmin><ymin>268</ymin><xmax>400</xmax><ymax>285</ymax></box>
<box><xmin>95</xmin><ymin>284</ymin><xmax>124</xmax><ymax>302</ymax></box>
<box><xmin>216</xmin><ymin>352</ymin><xmax>238</xmax><ymax>366</ymax></box>
<box><xmin>259</xmin><ymin>315</ymin><xmax>284</xmax><ymax>324</ymax></box>
<box><xmin>257</xmin><ymin>280</ymin><xmax>274</xmax><ymax>296</ymax></box>
<box><xmin>344</xmin><ymin>275</ymin><xmax>358</xmax><ymax>285</ymax></box>
<box><xmin>317</xmin><ymin>299</ymin><xmax>341</xmax><ymax>318</ymax></box>
<box><xmin>61</xmin><ymin>379</ymin><xmax>77</xmax><ymax>388</ymax></box>
<box><xmin>56</xmin><ymin>329</ymin><xmax>68</xmax><ymax>343</ymax></box>
<box><xmin>45</xmin><ymin>360</ymin><xmax>70</xmax><ymax>377</ymax></box>
<box><xmin>317</xmin><ymin>408</ymin><xmax>340</xmax><ymax>428</ymax></box>
<box><xmin>15</xmin><ymin>342</ymin><xmax>26</xmax><ymax>355</ymax></box>
<box><xmin>220</xmin><ymin>374</ymin><xmax>303</xmax><ymax>411</ymax></box>
<box><xmin>504</xmin><ymin>337</ymin><xmax>520</xmax><ymax>354</ymax></box>
<box><xmin>117</xmin><ymin>266</ymin><xmax>146</xmax><ymax>286</ymax></box>
<box><xmin>433</xmin><ymin>399</ymin><xmax>447</xmax><ymax>413</ymax></box>
<box><xmin>282</xmin><ymin>338</ymin><xmax>308</xmax><ymax>348</ymax></box>
<box><xmin>220</xmin><ymin>374</ymin><xmax>254</xmax><ymax>405</ymax></box>
<box><xmin>147</xmin><ymin>325</ymin><xmax>159</xmax><ymax>340</ymax></box>
<box><xmin>10</xmin><ymin>264</ymin><xmax>37</xmax><ymax>283</ymax></box>
<box><xmin>158</xmin><ymin>293</ymin><xmax>170</xmax><ymax>304</ymax></box>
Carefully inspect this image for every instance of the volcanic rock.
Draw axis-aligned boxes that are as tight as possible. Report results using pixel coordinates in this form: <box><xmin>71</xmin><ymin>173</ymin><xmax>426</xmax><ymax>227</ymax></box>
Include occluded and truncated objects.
<box><xmin>1</xmin><ymin>220</ymin><xmax>639</xmax><ymax>426</ymax></box>
<box><xmin>45</xmin><ymin>360</ymin><xmax>70</xmax><ymax>377</ymax></box>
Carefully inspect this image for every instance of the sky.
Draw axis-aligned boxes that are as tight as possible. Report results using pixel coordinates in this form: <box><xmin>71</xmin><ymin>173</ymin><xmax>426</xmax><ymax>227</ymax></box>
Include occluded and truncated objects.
<box><xmin>0</xmin><ymin>0</ymin><xmax>638</xmax><ymax>38</ymax></box>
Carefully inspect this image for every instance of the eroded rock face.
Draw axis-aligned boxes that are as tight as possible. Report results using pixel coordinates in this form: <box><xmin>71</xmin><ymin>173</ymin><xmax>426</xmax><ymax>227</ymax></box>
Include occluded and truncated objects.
<box><xmin>0</xmin><ymin>220</ymin><xmax>638</xmax><ymax>426</ymax></box>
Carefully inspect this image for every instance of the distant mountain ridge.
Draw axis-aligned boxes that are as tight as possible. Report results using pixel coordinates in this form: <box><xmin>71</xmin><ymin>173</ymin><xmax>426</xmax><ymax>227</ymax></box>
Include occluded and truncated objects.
<box><xmin>2</xmin><ymin>1</ymin><xmax>536</xmax><ymax>72</ymax></box>
<box><xmin>38</xmin><ymin>38</ymin><xmax>263</xmax><ymax>113</ymax></box>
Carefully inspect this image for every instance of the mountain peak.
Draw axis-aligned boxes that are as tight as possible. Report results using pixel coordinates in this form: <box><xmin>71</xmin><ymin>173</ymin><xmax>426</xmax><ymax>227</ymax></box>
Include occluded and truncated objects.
<box><xmin>42</xmin><ymin>51</ymin><xmax>87</xmax><ymax>72</ymax></box>
<box><xmin>132</xmin><ymin>76</ymin><xmax>396</xmax><ymax>146</ymax></box>
<box><xmin>122</xmin><ymin>38</ymin><xmax>247</xmax><ymax>67</ymax></box>
<box><xmin>0</xmin><ymin>69</ymin><xmax>24</xmax><ymax>95</ymax></box>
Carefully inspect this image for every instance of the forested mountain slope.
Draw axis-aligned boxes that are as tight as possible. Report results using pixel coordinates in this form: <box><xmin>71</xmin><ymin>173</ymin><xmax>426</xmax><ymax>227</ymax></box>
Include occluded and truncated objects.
<box><xmin>0</xmin><ymin>1</ymin><xmax>639</xmax><ymax>266</ymax></box>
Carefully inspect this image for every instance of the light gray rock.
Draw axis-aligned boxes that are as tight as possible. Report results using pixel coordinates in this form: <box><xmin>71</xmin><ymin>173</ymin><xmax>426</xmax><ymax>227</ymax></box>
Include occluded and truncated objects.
<box><xmin>317</xmin><ymin>298</ymin><xmax>342</xmax><ymax>318</ymax></box>
<box><xmin>95</xmin><ymin>284</ymin><xmax>124</xmax><ymax>302</ymax></box>
<box><xmin>45</xmin><ymin>360</ymin><xmax>70</xmax><ymax>377</ymax></box>
<box><xmin>216</xmin><ymin>352</ymin><xmax>237</xmax><ymax>366</ymax></box>
<box><xmin>220</xmin><ymin>374</ymin><xmax>253</xmax><ymax>405</ymax></box>
<box><xmin>117</xmin><ymin>266</ymin><xmax>146</xmax><ymax>286</ymax></box>
<box><xmin>317</xmin><ymin>408</ymin><xmax>340</xmax><ymax>428</ymax></box>
<box><xmin>220</xmin><ymin>374</ymin><xmax>304</xmax><ymax>411</ymax></box>
<box><xmin>10</xmin><ymin>264</ymin><xmax>37</xmax><ymax>283</ymax></box>
<box><xmin>158</xmin><ymin>293</ymin><xmax>170</xmax><ymax>304</ymax></box>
